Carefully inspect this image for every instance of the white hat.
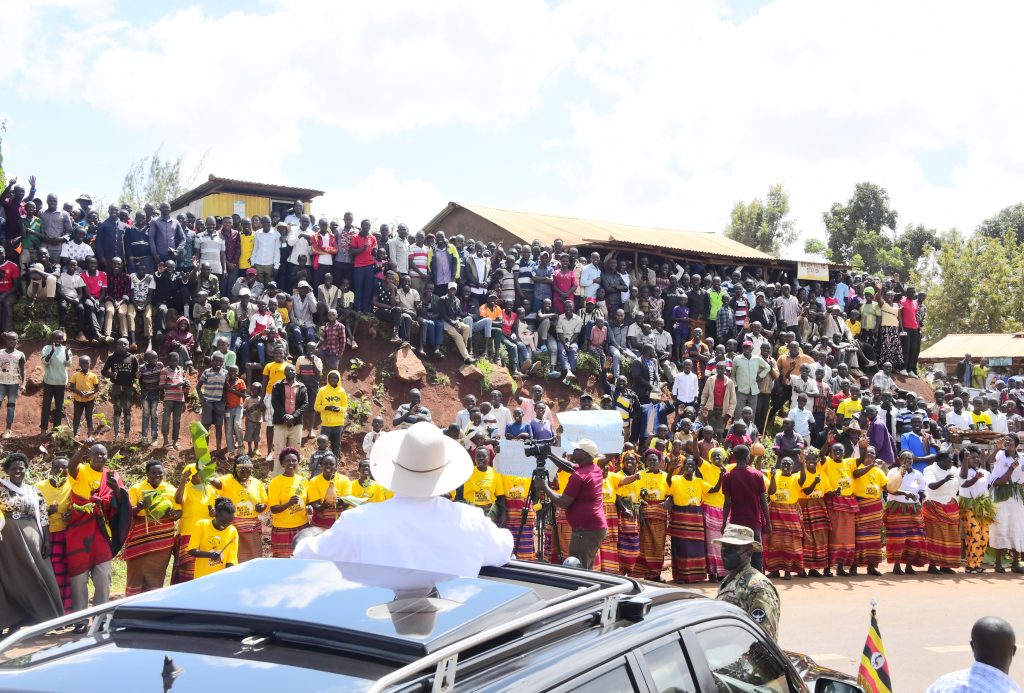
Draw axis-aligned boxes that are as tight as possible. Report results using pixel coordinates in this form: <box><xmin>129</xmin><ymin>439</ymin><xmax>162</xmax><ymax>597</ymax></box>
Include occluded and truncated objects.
<box><xmin>297</xmin><ymin>280</ymin><xmax>312</xmax><ymax>289</ymax></box>
<box><xmin>571</xmin><ymin>438</ymin><xmax>600</xmax><ymax>458</ymax></box>
<box><xmin>238</xmin><ymin>287</ymin><xmax>252</xmax><ymax>296</ymax></box>
<box><xmin>369</xmin><ymin>421</ymin><xmax>472</xmax><ymax>498</ymax></box>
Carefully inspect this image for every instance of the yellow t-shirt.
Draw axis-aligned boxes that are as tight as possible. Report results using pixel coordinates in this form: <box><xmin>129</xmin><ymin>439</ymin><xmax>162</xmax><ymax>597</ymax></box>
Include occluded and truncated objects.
<box><xmin>69</xmin><ymin>464</ymin><xmax>104</xmax><ymax>500</ymax></box>
<box><xmin>187</xmin><ymin>519</ymin><xmax>240</xmax><ymax>579</ymax></box>
<box><xmin>239</xmin><ymin>232</ymin><xmax>255</xmax><ymax>269</ymax></box>
<box><xmin>217</xmin><ymin>475</ymin><xmax>268</xmax><ymax>520</ymax></box>
<box><xmin>36</xmin><ymin>479</ymin><xmax>72</xmax><ymax>532</ymax></box>
<box><xmin>262</xmin><ymin>360</ymin><xmax>290</xmax><ymax>393</ymax></box>
<box><xmin>128</xmin><ymin>481</ymin><xmax>179</xmax><ymax>519</ymax></box>
<box><xmin>461</xmin><ymin>467</ymin><xmax>497</xmax><ymax>507</ymax></box>
<box><xmin>669</xmin><ymin>475</ymin><xmax>710</xmax><ymax>507</ymax></box>
<box><xmin>823</xmin><ymin>458</ymin><xmax>856</xmax><ymax>497</ymax></box>
<box><xmin>277</xmin><ymin>307</ymin><xmax>290</xmax><ymax>325</ymax></box>
<box><xmin>306</xmin><ymin>473</ymin><xmax>353</xmax><ymax>506</ymax></box>
<box><xmin>852</xmin><ymin>466</ymin><xmax>887</xmax><ymax>500</ymax></box>
<box><xmin>495</xmin><ymin>474</ymin><xmax>531</xmax><ymax>502</ymax></box>
<box><xmin>615</xmin><ymin>474</ymin><xmax>642</xmax><ymax>504</ymax></box>
<box><xmin>799</xmin><ymin>468</ymin><xmax>832</xmax><ymax>500</ymax></box>
<box><xmin>69</xmin><ymin>371</ymin><xmax>100</xmax><ymax>403</ymax></box>
<box><xmin>769</xmin><ymin>472</ymin><xmax>801</xmax><ymax>505</ymax></box>
<box><xmin>602</xmin><ymin>472</ymin><xmax>623</xmax><ymax>504</ymax></box>
<box><xmin>639</xmin><ymin>470</ymin><xmax>669</xmax><ymax>502</ymax></box>
<box><xmin>352</xmin><ymin>479</ymin><xmax>391</xmax><ymax>503</ymax></box>
<box><xmin>268</xmin><ymin>474</ymin><xmax>309</xmax><ymax>528</ymax></box>
<box><xmin>699</xmin><ymin>461</ymin><xmax>725</xmax><ymax>508</ymax></box>
<box><xmin>178</xmin><ymin>474</ymin><xmax>217</xmax><ymax>537</ymax></box>
<box><xmin>837</xmin><ymin>399</ymin><xmax>863</xmax><ymax>420</ymax></box>
<box><xmin>971</xmin><ymin>411</ymin><xmax>992</xmax><ymax>429</ymax></box>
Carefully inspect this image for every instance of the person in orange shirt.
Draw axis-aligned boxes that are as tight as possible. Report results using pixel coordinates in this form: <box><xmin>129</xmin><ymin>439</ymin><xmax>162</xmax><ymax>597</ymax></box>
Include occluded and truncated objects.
<box><xmin>478</xmin><ymin>293</ymin><xmax>504</xmax><ymax>363</ymax></box>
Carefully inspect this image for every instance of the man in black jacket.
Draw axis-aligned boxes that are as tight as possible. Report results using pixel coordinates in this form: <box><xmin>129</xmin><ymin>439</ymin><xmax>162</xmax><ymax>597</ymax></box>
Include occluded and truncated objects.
<box><xmin>630</xmin><ymin>344</ymin><xmax>661</xmax><ymax>405</ymax></box>
<box><xmin>270</xmin><ymin>364</ymin><xmax>308</xmax><ymax>475</ymax></box>
<box><xmin>438</xmin><ymin>281</ymin><xmax>476</xmax><ymax>364</ymax></box>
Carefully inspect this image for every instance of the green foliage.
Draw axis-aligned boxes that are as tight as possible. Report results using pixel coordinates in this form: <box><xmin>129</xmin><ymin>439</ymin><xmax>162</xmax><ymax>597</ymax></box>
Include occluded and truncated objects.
<box><xmin>913</xmin><ymin>230</ymin><xmax>1024</xmax><ymax>346</ymax></box>
<box><xmin>802</xmin><ymin>238</ymin><xmax>828</xmax><ymax>257</ymax></box>
<box><xmin>977</xmin><ymin>203</ymin><xmax>1024</xmax><ymax>244</ymax></box>
<box><xmin>118</xmin><ymin>147</ymin><xmax>202</xmax><ymax>211</ymax></box>
<box><xmin>724</xmin><ymin>183</ymin><xmax>796</xmax><ymax>256</ymax></box>
<box><xmin>424</xmin><ymin>361</ymin><xmax>451</xmax><ymax>387</ymax></box>
<box><xmin>476</xmin><ymin>358</ymin><xmax>494</xmax><ymax>391</ymax></box>
<box><xmin>896</xmin><ymin>223</ymin><xmax>942</xmax><ymax>259</ymax></box>
<box><xmin>574</xmin><ymin>351</ymin><xmax>602</xmax><ymax>379</ymax></box>
<box><xmin>349</xmin><ymin>357</ymin><xmax>366</xmax><ymax>372</ymax></box>
<box><xmin>49</xmin><ymin>425</ymin><xmax>77</xmax><ymax>453</ymax></box>
<box><xmin>346</xmin><ymin>396</ymin><xmax>373</xmax><ymax>434</ymax></box>
<box><xmin>822</xmin><ymin>182</ymin><xmax>899</xmax><ymax>270</ymax></box>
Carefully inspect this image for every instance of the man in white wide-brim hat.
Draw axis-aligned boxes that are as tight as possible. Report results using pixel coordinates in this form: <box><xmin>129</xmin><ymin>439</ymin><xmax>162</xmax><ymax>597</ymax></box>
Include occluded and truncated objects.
<box><xmin>295</xmin><ymin>421</ymin><xmax>514</xmax><ymax>576</ymax></box>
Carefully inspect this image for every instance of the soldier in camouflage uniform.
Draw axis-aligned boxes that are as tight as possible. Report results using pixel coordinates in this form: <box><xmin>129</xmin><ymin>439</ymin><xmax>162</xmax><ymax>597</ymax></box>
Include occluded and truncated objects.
<box><xmin>715</xmin><ymin>524</ymin><xmax>781</xmax><ymax>640</ymax></box>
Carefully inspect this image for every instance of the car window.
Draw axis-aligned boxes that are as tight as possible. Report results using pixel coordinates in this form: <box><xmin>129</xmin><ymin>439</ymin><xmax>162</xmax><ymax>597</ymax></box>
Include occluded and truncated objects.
<box><xmin>547</xmin><ymin>656</ymin><xmax>641</xmax><ymax>692</ymax></box>
<box><xmin>640</xmin><ymin>637</ymin><xmax>697</xmax><ymax>693</ymax></box>
<box><xmin>695</xmin><ymin>625</ymin><xmax>791</xmax><ymax>693</ymax></box>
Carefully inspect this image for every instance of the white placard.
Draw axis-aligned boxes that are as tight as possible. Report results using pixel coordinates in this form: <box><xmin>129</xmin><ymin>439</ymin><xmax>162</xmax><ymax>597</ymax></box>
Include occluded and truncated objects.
<box><xmin>797</xmin><ymin>261</ymin><xmax>830</xmax><ymax>281</ymax></box>
<box><xmin>233</xmin><ymin>199</ymin><xmax>247</xmax><ymax>217</ymax></box>
<box><xmin>556</xmin><ymin>409</ymin><xmax>625</xmax><ymax>454</ymax></box>
<box><xmin>494</xmin><ymin>440</ymin><xmax>562</xmax><ymax>480</ymax></box>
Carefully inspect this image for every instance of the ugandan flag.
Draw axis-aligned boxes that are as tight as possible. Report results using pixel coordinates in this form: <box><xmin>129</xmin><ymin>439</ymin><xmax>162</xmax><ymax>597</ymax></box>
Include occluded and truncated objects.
<box><xmin>857</xmin><ymin>606</ymin><xmax>893</xmax><ymax>693</ymax></box>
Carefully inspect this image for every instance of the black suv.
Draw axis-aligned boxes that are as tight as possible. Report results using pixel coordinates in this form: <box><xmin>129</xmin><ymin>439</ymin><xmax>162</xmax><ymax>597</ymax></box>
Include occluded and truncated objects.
<box><xmin>0</xmin><ymin>558</ymin><xmax>861</xmax><ymax>692</ymax></box>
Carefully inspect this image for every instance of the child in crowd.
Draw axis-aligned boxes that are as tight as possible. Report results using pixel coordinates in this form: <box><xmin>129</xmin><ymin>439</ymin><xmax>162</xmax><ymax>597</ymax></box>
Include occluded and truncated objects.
<box><xmin>69</xmin><ymin>354</ymin><xmax>99</xmax><ymax>442</ymax></box>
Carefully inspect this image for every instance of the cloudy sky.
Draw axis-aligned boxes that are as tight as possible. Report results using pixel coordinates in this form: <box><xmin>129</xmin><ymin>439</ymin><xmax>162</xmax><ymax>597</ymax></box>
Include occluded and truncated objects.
<box><xmin>4</xmin><ymin>0</ymin><xmax>1022</xmax><ymax>245</ymax></box>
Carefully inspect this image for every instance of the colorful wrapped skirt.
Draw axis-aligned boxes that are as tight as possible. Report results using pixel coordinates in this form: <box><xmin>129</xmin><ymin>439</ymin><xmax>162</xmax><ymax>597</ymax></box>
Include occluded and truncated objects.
<box><xmin>884</xmin><ymin>501</ymin><xmax>926</xmax><ymax>565</ymax></box>
<box><xmin>171</xmin><ymin>534</ymin><xmax>195</xmax><ymax>584</ymax></box>
<box><xmin>799</xmin><ymin>498</ymin><xmax>830</xmax><ymax>570</ymax></box>
<box><xmin>618</xmin><ymin>509</ymin><xmax>641</xmax><ymax>575</ymax></box>
<box><xmin>123</xmin><ymin>516</ymin><xmax>176</xmax><ymax>595</ymax></box>
<box><xmin>854</xmin><ymin>497</ymin><xmax>884</xmax><ymax>566</ymax></box>
<box><xmin>667</xmin><ymin>504</ymin><xmax>706</xmax><ymax>583</ymax></box>
<box><xmin>827</xmin><ymin>495</ymin><xmax>858</xmax><ymax>566</ymax></box>
<box><xmin>504</xmin><ymin>497</ymin><xmax>537</xmax><ymax>561</ymax></box>
<box><xmin>233</xmin><ymin>516</ymin><xmax>263</xmax><ymax>563</ymax></box>
<box><xmin>923</xmin><ymin>499</ymin><xmax>961</xmax><ymax>568</ymax></box>
<box><xmin>959</xmin><ymin>496</ymin><xmax>994</xmax><ymax>570</ymax></box>
<box><xmin>703</xmin><ymin>503</ymin><xmax>725</xmax><ymax>577</ymax></box>
<box><xmin>596</xmin><ymin>500</ymin><xmax>620</xmax><ymax>574</ymax></box>
<box><xmin>270</xmin><ymin>525</ymin><xmax>307</xmax><ymax>558</ymax></box>
<box><xmin>48</xmin><ymin>530</ymin><xmax>71</xmax><ymax>611</ymax></box>
<box><xmin>638</xmin><ymin>504</ymin><xmax>668</xmax><ymax>580</ymax></box>
<box><xmin>764</xmin><ymin>503</ymin><xmax>803</xmax><ymax>572</ymax></box>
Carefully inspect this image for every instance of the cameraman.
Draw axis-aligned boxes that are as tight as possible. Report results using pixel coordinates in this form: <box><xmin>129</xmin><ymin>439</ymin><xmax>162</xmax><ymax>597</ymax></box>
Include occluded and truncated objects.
<box><xmin>541</xmin><ymin>439</ymin><xmax>607</xmax><ymax>568</ymax></box>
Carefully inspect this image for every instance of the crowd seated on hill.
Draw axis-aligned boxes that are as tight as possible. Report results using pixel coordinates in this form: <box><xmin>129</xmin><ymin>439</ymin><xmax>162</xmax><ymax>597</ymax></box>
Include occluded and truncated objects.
<box><xmin>2</xmin><ymin>176</ymin><xmax>1024</xmax><ymax>636</ymax></box>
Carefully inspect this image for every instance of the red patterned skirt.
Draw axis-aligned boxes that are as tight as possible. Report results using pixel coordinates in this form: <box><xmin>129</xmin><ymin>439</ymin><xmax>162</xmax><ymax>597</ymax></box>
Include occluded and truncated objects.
<box><xmin>618</xmin><ymin>509</ymin><xmax>640</xmax><ymax>575</ymax></box>
<box><xmin>854</xmin><ymin>497</ymin><xmax>884</xmax><ymax>566</ymax></box>
<box><xmin>923</xmin><ymin>499</ymin><xmax>961</xmax><ymax>569</ymax></box>
<box><xmin>703</xmin><ymin>504</ymin><xmax>725</xmax><ymax>576</ymax></box>
<box><xmin>233</xmin><ymin>516</ymin><xmax>263</xmax><ymax>563</ymax></box>
<box><xmin>271</xmin><ymin>525</ymin><xmax>307</xmax><ymax>558</ymax></box>
<box><xmin>124</xmin><ymin>516</ymin><xmax>176</xmax><ymax>595</ymax></box>
<box><xmin>48</xmin><ymin>530</ymin><xmax>71</xmax><ymax>611</ymax></box>
<box><xmin>171</xmin><ymin>534</ymin><xmax>195</xmax><ymax>584</ymax></box>
<box><xmin>827</xmin><ymin>495</ymin><xmax>858</xmax><ymax>566</ymax></box>
<box><xmin>764</xmin><ymin>503</ymin><xmax>803</xmax><ymax>572</ymax></box>
<box><xmin>638</xmin><ymin>504</ymin><xmax>668</xmax><ymax>580</ymax></box>
<box><xmin>595</xmin><ymin>500</ymin><xmax>620</xmax><ymax>574</ymax></box>
<box><xmin>884</xmin><ymin>501</ymin><xmax>926</xmax><ymax>566</ymax></box>
<box><xmin>503</xmin><ymin>497</ymin><xmax>537</xmax><ymax>561</ymax></box>
<box><xmin>799</xmin><ymin>498</ymin><xmax>830</xmax><ymax>570</ymax></box>
<box><xmin>668</xmin><ymin>504</ymin><xmax>706</xmax><ymax>583</ymax></box>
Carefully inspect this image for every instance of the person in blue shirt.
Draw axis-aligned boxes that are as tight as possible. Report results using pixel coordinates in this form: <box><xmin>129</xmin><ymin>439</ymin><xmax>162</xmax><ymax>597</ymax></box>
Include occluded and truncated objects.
<box><xmin>900</xmin><ymin>415</ymin><xmax>937</xmax><ymax>473</ymax></box>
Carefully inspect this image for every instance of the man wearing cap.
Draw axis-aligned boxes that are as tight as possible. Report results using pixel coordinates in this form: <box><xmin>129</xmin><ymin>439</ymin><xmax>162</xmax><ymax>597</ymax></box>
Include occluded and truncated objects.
<box><xmin>231</xmin><ymin>267</ymin><xmax>264</xmax><ymax>299</ymax></box>
<box><xmin>542</xmin><ymin>439</ymin><xmax>608</xmax><ymax>569</ymax></box>
<box><xmin>439</xmin><ymin>281</ymin><xmax>476</xmax><ymax>364</ymax></box>
<box><xmin>294</xmin><ymin>421</ymin><xmax>513</xmax><ymax>576</ymax></box>
<box><xmin>715</xmin><ymin>524</ymin><xmax>780</xmax><ymax>640</ymax></box>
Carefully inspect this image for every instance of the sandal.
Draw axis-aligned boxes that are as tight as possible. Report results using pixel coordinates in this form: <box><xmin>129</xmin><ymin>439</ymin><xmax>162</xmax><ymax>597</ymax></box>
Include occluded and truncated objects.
<box><xmin>995</xmin><ymin>564</ymin><xmax>1006</xmax><ymax>573</ymax></box>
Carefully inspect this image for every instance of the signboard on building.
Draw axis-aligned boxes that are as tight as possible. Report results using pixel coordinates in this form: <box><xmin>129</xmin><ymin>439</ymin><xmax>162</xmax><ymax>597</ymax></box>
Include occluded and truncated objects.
<box><xmin>797</xmin><ymin>261</ymin><xmax>830</xmax><ymax>282</ymax></box>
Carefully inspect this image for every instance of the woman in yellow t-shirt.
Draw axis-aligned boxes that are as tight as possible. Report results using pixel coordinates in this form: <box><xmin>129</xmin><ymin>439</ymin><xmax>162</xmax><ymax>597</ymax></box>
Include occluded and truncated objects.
<box><xmin>596</xmin><ymin>461</ymin><xmax>626</xmax><ymax>574</ymax></box>
<box><xmin>615</xmin><ymin>453</ymin><xmax>642</xmax><ymax>575</ymax></box>
<box><xmin>495</xmin><ymin>471</ymin><xmax>537</xmax><ymax>561</ymax></box>
<box><xmin>851</xmin><ymin>447</ymin><xmax>887</xmax><ymax>576</ymax></box>
<box><xmin>666</xmin><ymin>457</ymin><xmax>717</xmax><ymax>583</ymax></box>
<box><xmin>637</xmin><ymin>449</ymin><xmax>669</xmax><ymax>581</ymax></box>
<box><xmin>823</xmin><ymin>442</ymin><xmax>859</xmax><ymax>576</ymax></box>
<box><xmin>217</xmin><ymin>455</ymin><xmax>268</xmax><ymax>562</ymax></box>
<box><xmin>797</xmin><ymin>448</ymin><xmax>831</xmax><ymax>577</ymax></box>
<box><xmin>173</xmin><ymin>463</ymin><xmax>217</xmax><ymax>583</ymax></box>
<box><xmin>699</xmin><ymin>447</ymin><xmax>728</xmax><ymax>580</ymax></box>
<box><xmin>459</xmin><ymin>448</ymin><xmax>498</xmax><ymax>515</ymax></box>
<box><xmin>35</xmin><ymin>457</ymin><xmax>73</xmax><ymax>611</ymax></box>
<box><xmin>352</xmin><ymin>460</ymin><xmax>392</xmax><ymax>503</ymax></box>
<box><xmin>125</xmin><ymin>461</ymin><xmax>180</xmax><ymax>595</ymax></box>
<box><xmin>267</xmin><ymin>448</ymin><xmax>309</xmax><ymax>558</ymax></box>
<box><xmin>306</xmin><ymin>453</ymin><xmax>352</xmax><ymax>530</ymax></box>
<box><xmin>763</xmin><ymin>457</ymin><xmax>804</xmax><ymax>580</ymax></box>
<box><xmin>187</xmin><ymin>497</ymin><xmax>239</xmax><ymax>579</ymax></box>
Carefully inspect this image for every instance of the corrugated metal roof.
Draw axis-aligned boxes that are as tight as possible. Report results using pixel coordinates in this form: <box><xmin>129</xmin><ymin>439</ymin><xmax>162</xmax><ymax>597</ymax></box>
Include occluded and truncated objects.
<box><xmin>919</xmin><ymin>333</ymin><xmax>1024</xmax><ymax>361</ymax></box>
<box><xmin>422</xmin><ymin>202</ymin><xmax>775</xmax><ymax>262</ymax></box>
<box><xmin>170</xmin><ymin>174</ymin><xmax>325</xmax><ymax>210</ymax></box>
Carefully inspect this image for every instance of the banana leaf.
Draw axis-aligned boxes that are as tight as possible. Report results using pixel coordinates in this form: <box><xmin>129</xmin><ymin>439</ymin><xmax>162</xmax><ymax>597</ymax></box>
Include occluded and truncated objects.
<box><xmin>339</xmin><ymin>495</ymin><xmax>369</xmax><ymax>508</ymax></box>
<box><xmin>189</xmin><ymin>421</ymin><xmax>216</xmax><ymax>484</ymax></box>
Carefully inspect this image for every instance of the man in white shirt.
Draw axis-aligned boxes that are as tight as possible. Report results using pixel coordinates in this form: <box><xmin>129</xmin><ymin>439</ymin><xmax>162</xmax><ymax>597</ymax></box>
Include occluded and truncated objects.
<box><xmin>579</xmin><ymin>252</ymin><xmax>603</xmax><ymax>300</ymax></box>
<box><xmin>283</xmin><ymin>199</ymin><xmax>303</xmax><ymax>226</ymax></box>
<box><xmin>488</xmin><ymin>389</ymin><xmax>513</xmax><ymax>436</ymax></box>
<box><xmin>672</xmin><ymin>358</ymin><xmax>699</xmax><ymax>408</ymax></box>
<box><xmin>922</xmin><ymin>450</ymin><xmax>962</xmax><ymax>574</ymax></box>
<box><xmin>926</xmin><ymin>616</ymin><xmax>1018</xmax><ymax>693</ymax></box>
<box><xmin>946</xmin><ymin>398</ymin><xmax>972</xmax><ymax>431</ymax></box>
<box><xmin>250</xmin><ymin>217</ymin><xmax>280</xmax><ymax>285</ymax></box>
<box><xmin>788</xmin><ymin>363</ymin><xmax>818</xmax><ymax>410</ymax></box>
<box><xmin>295</xmin><ymin>422</ymin><xmax>513</xmax><ymax>577</ymax></box>
<box><xmin>387</xmin><ymin>224</ymin><xmax>411</xmax><ymax>276</ymax></box>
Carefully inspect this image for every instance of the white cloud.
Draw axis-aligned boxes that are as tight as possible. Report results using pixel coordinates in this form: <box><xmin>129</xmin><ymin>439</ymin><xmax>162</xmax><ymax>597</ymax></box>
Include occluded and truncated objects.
<box><xmin>317</xmin><ymin>167</ymin><xmax>446</xmax><ymax>230</ymax></box>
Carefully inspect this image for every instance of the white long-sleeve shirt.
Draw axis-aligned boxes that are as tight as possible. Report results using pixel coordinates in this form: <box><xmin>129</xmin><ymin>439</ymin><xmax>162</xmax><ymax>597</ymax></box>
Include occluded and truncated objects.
<box><xmin>672</xmin><ymin>371</ymin><xmax>699</xmax><ymax>403</ymax></box>
<box><xmin>251</xmin><ymin>230</ymin><xmax>280</xmax><ymax>268</ymax></box>
<box><xmin>923</xmin><ymin>464</ymin><xmax>961</xmax><ymax>505</ymax></box>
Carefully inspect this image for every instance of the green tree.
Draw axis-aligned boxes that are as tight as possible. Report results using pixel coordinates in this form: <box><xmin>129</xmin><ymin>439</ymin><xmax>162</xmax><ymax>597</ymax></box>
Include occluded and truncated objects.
<box><xmin>976</xmin><ymin>203</ymin><xmax>1024</xmax><ymax>244</ymax></box>
<box><xmin>895</xmin><ymin>223</ymin><xmax>942</xmax><ymax>259</ymax></box>
<box><xmin>822</xmin><ymin>182</ymin><xmax>899</xmax><ymax>270</ymax></box>
<box><xmin>802</xmin><ymin>238</ymin><xmax>828</xmax><ymax>256</ymax></box>
<box><xmin>119</xmin><ymin>148</ymin><xmax>202</xmax><ymax>211</ymax></box>
<box><xmin>913</xmin><ymin>230</ymin><xmax>1024</xmax><ymax>345</ymax></box>
<box><xmin>724</xmin><ymin>183</ymin><xmax>796</xmax><ymax>256</ymax></box>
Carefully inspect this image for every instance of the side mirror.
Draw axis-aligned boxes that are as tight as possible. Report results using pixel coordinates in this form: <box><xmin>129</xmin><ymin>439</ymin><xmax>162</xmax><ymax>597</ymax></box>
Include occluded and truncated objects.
<box><xmin>814</xmin><ymin>677</ymin><xmax>863</xmax><ymax>693</ymax></box>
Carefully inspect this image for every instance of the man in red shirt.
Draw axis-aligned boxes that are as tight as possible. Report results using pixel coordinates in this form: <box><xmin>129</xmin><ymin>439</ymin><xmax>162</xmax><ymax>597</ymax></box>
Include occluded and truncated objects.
<box><xmin>542</xmin><ymin>439</ymin><xmax>607</xmax><ymax>569</ymax></box>
<box><xmin>349</xmin><ymin>219</ymin><xmax>378</xmax><ymax>313</ymax></box>
<box><xmin>899</xmin><ymin>287</ymin><xmax>920</xmax><ymax>376</ymax></box>
<box><xmin>0</xmin><ymin>246</ymin><xmax>21</xmax><ymax>333</ymax></box>
<box><xmin>721</xmin><ymin>444</ymin><xmax>771</xmax><ymax>571</ymax></box>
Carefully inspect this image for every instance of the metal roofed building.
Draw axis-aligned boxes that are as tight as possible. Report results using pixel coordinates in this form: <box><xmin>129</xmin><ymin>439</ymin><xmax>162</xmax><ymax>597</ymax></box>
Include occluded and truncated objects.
<box><xmin>170</xmin><ymin>174</ymin><xmax>325</xmax><ymax>221</ymax></box>
<box><xmin>919</xmin><ymin>332</ymin><xmax>1024</xmax><ymax>373</ymax></box>
<box><xmin>421</xmin><ymin>202</ymin><xmax>781</xmax><ymax>268</ymax></box>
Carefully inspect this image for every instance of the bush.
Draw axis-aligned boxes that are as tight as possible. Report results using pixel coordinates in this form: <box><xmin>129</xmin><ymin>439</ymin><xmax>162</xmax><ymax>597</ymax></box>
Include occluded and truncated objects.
<box><xmin>574</xmin><ymin>351</ymin><xmax>601</xmax><ymax>379</ymax></box>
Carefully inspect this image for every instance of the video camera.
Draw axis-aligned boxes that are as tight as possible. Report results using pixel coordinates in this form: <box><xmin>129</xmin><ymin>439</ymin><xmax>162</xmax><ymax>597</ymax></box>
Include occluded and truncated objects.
<box><xmin>524</xmin><ymin>441</ymin><xmax>553</xmax><ymax>481</ymax></box>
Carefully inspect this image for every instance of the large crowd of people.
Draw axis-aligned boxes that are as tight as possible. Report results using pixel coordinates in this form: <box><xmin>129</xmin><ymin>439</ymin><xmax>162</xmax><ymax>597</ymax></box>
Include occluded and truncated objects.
<box><xmin>2</xmin><ymin>176</ymin><xmax>1024</xmax><ymax>638</ymax></box>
